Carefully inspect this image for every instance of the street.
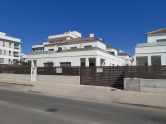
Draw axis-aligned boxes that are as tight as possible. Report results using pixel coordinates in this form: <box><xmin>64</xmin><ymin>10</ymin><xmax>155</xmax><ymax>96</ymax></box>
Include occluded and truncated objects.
<box><xmin>0</xmin><ymin>89</ymin><xmax>166</xmax><ymax>124</ymax></box>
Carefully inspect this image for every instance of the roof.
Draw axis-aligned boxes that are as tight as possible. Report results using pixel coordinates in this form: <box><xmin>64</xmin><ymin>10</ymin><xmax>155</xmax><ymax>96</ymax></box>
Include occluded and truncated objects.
<box><xmin>48</xmin><ymin>31</ymin><xmax>81</xmax><ymax>39</ymax></box>
<box><xmin>147</xmin><ymin>28</ymin><xmax>166</xmax><ymax>35</ymax></box>
<box><xmin>106</xmin><ymin>45</ymin><xmax>113</xmax><ymax>49</ymax></box>
<box><xmin>44</xmin><ymin>37</ymin><xmax>101</xmax><ymax>47</ymax></box>
<box><xmin>0</xmin><ymin>32</ymin><xmax>21</xmax><ymax>43</ymax></box>
<box><xmin>118</xmin><ymin>52</ymin><xmax>131</xmax><ymax>57</ymax></box>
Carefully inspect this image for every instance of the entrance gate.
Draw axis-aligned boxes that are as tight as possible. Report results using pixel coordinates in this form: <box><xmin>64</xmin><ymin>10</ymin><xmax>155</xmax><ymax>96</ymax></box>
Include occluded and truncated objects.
<box><xmin>80</xmin><ymin>67</ymin><xmax>125</xmax><ymax>89</ymax></box>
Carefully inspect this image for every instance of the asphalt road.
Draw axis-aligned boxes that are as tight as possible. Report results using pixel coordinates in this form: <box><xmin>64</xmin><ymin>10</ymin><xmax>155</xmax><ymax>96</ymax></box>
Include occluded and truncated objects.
<box><xmin>0</xmin><ymin>89</ymin><xmax>166</xmax><ymax>124</ymax></box>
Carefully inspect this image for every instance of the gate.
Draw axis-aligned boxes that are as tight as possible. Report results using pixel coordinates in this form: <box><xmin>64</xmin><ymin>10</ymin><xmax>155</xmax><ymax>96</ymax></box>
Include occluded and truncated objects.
<box><xmin>80</xmin><ymin>67</ymin><xmax>125</xmax><ymax>89</ymax></box>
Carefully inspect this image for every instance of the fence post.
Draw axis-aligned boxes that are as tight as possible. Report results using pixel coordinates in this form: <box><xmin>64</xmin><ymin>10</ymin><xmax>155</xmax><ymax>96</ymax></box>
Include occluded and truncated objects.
<box><xmin>31</xmin><ymin>60</ymin><xmax>37</xmax><ymax>82</ymax></box>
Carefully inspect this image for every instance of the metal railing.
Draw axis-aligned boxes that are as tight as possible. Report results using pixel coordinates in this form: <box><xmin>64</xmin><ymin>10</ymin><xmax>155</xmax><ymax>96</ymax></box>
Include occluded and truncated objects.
<box><xmin>136</xmin><ymin>41</ymin><xmax>166</xmax><ymax>48</ymax></box>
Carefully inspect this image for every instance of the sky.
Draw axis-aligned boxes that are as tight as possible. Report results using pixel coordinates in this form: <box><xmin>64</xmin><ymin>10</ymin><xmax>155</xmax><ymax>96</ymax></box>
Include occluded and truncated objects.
<box><xmin>0</xmin><ymin>0</ymin><xmax>166</xmax><ymax>55</ymax></box>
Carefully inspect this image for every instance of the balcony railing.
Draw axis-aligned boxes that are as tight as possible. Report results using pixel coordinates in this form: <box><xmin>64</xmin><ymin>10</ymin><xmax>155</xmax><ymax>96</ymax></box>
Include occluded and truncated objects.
<box><xmin>29</xmin><ymin>47</ymin><xmax>118</xmax><ymax>57</ymax></box>
<box><xmin>136</xmin><ymin>41</ymin><xmax>166</xmax><ymax>48</ymax></box>
<box><xmin>14</xmin><ymin>54</ymin><xmax>19</xmax><ymax>57</ymax></box>
<box><xmin>29</xmin><ymin>47</ymin><xmax>104</xmax><ymax>55</ymax></box>
<box><xmin>14</xmin><ymin>46</ymin><xmax>19</xmax><ymax>50</ymax></box>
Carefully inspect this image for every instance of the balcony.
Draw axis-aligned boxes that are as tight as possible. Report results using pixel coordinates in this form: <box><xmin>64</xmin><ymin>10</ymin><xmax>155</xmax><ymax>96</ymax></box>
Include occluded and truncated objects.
<box><xmin>29</xmin><ymin>47</ymin><xmax>116</xmax><ymax>56</ymax></box>
<box><xmin>14</xmin><ymin>52</ymin><xmax>19</xmax><ymax>57</ymax></box>
<box><xmin>14</xmin><ymin>45</ymin><xmax>20</xmax><ymax>50</ymax></box>
<box><xmin>136</xmin><ymin>41</ymin><xmax>166</xmax><ymax>48</ymax></box>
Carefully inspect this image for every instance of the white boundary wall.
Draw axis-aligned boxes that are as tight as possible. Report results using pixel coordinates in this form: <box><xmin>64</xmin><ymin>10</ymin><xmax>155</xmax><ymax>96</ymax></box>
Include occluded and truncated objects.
<box><xmin>124</xmin><ymin>78</ymin><xmax>166</xmax><ymax>93</ymax></box>
<box><xmin>0</xmin><ymin>74</ymin><xmax>80</xmax><ymax>85</ymax></box>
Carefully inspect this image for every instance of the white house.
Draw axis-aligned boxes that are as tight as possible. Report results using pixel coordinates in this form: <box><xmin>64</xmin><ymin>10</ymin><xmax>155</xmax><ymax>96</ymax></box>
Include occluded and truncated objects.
<box><xmin>27</xmin><ymin>31</ymin><xmax>131</xmax><ymax>67</ymax></box>
<box><xmin>134</xmin><ymin>28</ymin><xmax>166</xmax><ymax>66</ymax></box>
<box><xmin>0</xmin><ymin>32</ymin><xmax>21</xmax><ymax>64</ymax></box>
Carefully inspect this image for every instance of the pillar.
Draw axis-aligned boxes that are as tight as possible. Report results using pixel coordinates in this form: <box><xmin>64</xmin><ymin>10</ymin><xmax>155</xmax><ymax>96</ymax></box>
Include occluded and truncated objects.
<box><xmin>96</xmin><ymin>56</ymin><xmax>101</xmax><ymax>66</ymax></box>
<box><xmin>85</xmin><ymin>58</ymin><xmax>89</xmax><ymax>66</ymax></box>
<box><xmin>31</xmin><ymin>60</ymin><xmax>37</xmax><ymax>82</ymax></box>
<box><xmin>148</xmin><ymin>56</ymin><xmax>151</xmax><ymax>66</ymax></box>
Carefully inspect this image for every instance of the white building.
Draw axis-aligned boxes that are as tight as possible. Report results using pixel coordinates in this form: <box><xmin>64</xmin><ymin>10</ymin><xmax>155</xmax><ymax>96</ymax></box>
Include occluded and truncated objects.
<box><xmin>0</xmin><ymin>32</ymin><xmax>21</xmax><ymax>64</ymax></box>
<box><xmin>27</xmin><ymin>31</ymin><xmax>131</xmax><ymax>67</ymax></box>
<box><xmin>134</xmin><ymin>28</ymin><xmax>166</xmax><ymax>66</ymax></box>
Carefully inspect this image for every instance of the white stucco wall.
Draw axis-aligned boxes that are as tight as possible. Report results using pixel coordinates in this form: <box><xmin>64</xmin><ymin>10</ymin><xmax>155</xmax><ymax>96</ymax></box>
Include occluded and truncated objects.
<box><xmin>135</xmin><ymin>45</ymin><xmax>166</xmax><ymax>54</ymax></box>
<box><xmin>134</xmin><ymin>45</ymin><xmax>166</xmax><ymax>65</ymax></box>
<box><xmin>134</xmin><ymin>53</ymin><xmax>166</xmax><ymax>65</ymax></box>
<box><xmin>96</xmin><ymin>41</ymin><xmax>106</xmax><ymax>50</ymax></box>
<box><xmin>28</xmin><ymin>50</ymin><xmax>97</xmax><ymax>67</ymax></box>
<box><xmin>97</xmin><ymin>50</ymin><xmax>125</xmax><ymax>66</ymax></box>
<box><xmin>48</xmin><ymin>31</ymin><xmax>81</xmax><ymax>39</ymax></box>
<box><xmin>43</xmin><ymin>41</ymin><xmax>106</xmax><ymax>52</ymax></box>
<box><xmin>27</xmin><ymin>49</ymin><xmax>125</xmax><ymax>67</ymax></box>
<box><xmin>106</xmin><ymin>48</ymin><xmax>118</xmax><ymax>56</ymax></box>
<box><xmin>148</xmin><ymin>34</ymin><xmax>166</xmax><ymax>43</ymax></box>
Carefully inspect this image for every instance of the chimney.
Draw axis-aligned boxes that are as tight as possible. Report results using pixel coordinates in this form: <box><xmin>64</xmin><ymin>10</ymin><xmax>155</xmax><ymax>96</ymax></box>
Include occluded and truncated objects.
<box><xmin>89</xmin><ymin>33</ymin><xmax>94</xmax><ymax>38</ymax></box>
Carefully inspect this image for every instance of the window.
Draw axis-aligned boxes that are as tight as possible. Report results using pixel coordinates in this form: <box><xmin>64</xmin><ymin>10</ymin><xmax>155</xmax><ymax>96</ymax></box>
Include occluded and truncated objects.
<box><xmin>57</xmin><ymin>47</ymin><xmax>62</xmax><ymax>52</ymax></box>
<box><xmin>151</xmin><ymin>56</ymin><xmax>161</xmax><ymax>66</ymax></box>
<box><xmin>3</xmin><ymin>42</ymin><xmax>5</xmax><ymax>47</ymax></box>
<box><xmin>89</xmin><ymin>58</ymin><xmax>96</xmax><ymax>66</ymax></box>
<box><xmin>100</xmin><ymin>59</ymin><xmax>105</xmax><ymax>66</ymax></box>
<box><xmin>80</xmin><ymin>58</ymin><xmax>85</xmax><ymax>67</ymax></box>
<box><xmin>9</xmin><ymin>51</ymin><xmax>11</xmax><ymax>56</ymax></box>
<box><xmin>0</xmin><ymin>58</ymin><xmax>4</xmax><ymax>63</ymax></box>
<box><xmin>9</xmin><ymin>42</ymin><xmax>12</xmax><ymax>48</ymax></box>
<box><xmin>4</xmin><ymin>50</ymin><xmax>6</xmax><ymax>55</ymax></box>
<box><xmin>70</xmin><ymin>47</ymin><xmax>77</xmax><ymax>49</ymax></box>
<box><xmin>32</xmin><ymin>48</ymin><xmax>44</xmax><ymax>52</ymax></box>
<box><xmin>0</xmin><ymin>49</ymin><xmax>2</xmax><ymax>55</ymax></box>
<box><xmin>84</xmin><ymin>45</ymin><xmax>92</xmax><ymax>48</ymax></box>
<box><xmin>60</xmin><ymin>62</ymin><xmax>71</xmax><ymax>67</ymax></box>
<box><xmin>109</xmin><ymin>51</ymin><xmax>115</xmax><ymax>55</ymax></box>
<box><xmin>156</xmin><ymin>39</ymin><xmax>166</xmax><ymax>42</ymax></box>
<box><xmin>8</xmin><ymin>59</ymin><xmax>11</xmax><ymax>64</ymax></box>
<box><xmin>48</xmin><ymin>49</ymin><xmax>54</xmax><ymax>51</ymax></box>
<box><xmin>14</xmin><ymin>44</ymin><xmax>19</xmax><ymax>50</ymax></box>
<box><xmin>14</xmin><ymin>52</ymin><xmax>19</xmax><ymax>57</ymax></box>
<box><xmin>136</xmin><ymin>56</ymin><xmax>148</xmax><ymax>66</ymax></box>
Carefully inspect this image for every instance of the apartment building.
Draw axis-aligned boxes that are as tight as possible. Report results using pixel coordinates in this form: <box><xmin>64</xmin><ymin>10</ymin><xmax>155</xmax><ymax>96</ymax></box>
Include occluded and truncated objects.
<box><xmin>134</xmin><ymin>28</ymin><xmax>166</xmax><ymax>66</ymax></box>
<box><xmin>27</xmin><ymin>31</ymin><xmax>132</xmax><ymax>67</ymax></box>
<box><xmin>0</xmin><ymin>32</ymin><xmax>21</xmax><ymax>64</ymax></box>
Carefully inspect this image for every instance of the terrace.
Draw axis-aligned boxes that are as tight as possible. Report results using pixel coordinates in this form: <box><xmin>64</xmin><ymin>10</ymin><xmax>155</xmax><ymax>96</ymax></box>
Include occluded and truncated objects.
<box><xmin>136</xmin><ymin>41</ymin><xmax>166</xmax><ymax>48</ymax></box>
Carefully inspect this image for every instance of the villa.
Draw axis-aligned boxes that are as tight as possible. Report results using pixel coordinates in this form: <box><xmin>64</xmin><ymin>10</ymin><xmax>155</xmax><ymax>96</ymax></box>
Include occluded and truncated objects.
<box><xmin>27</xmin><ymin>31</ymin><xmax>132</xmax><ymax>67</ymax></box>
<box><xmin>134</xmin><ymin>28</ymin><xmax>166</xmax><ymax>66</ymax></box>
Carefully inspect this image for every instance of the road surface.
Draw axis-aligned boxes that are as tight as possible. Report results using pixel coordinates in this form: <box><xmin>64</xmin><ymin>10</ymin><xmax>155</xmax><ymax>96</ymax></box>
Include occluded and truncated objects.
<box><xmin>0</xmin><ymin>88</ymin><xmax>166</xmax><ymax>124</ymax></box>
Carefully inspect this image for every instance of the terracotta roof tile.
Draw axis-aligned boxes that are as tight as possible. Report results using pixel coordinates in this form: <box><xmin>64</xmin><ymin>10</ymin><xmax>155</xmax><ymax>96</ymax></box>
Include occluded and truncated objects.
<box><xmin>45</xmin><ymin>37</ymin><xmax>100</xmax><ymax>47</ymax></box>
<box><xmin>118</xmin><ymin>52</ymin><xmax>128</xmax><ymax>56</ymax></box>
<box><xmin>147</xmin><ymin>28</ymin><xmax>166</xmax><ymax>35</ymax></box>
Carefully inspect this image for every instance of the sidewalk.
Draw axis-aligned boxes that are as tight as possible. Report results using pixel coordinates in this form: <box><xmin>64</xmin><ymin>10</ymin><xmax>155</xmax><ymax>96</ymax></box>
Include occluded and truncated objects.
<box><xmin>32</xmin><ymin>82</ymin><xmax>166</xmax><ymax>108</ymax></box>
<box><xmin>1</xmin><ymin>80</ymin><xmax>166</xmax><ymax>108</ymax></box>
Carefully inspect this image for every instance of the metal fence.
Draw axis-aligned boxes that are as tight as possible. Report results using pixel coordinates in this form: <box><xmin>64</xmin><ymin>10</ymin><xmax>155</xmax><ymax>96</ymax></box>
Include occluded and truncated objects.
<box><xmin>125</xmin><ymin>66</ymin><xmax>166</xmax><ymax>79</ymax></box>
<box><xmin>0</xmin><ymin>65</ymin><xmax>80</xmax><ymax>76</ymax></box>
<box><xmin>0</xmin><ymin>65</ymin><xmax>31</xmax><ymax>74</ymax></box>
<box><xmin>80</xmin><ymin>66</ymin><xmax>166</xmax><ymax>89</ymax></box>
<box><xmin>80</xmin><ymin>66</ymin><xmax>125</xmax><ymax>89</ymax></box>
<box><xmin>0</xmin><ymin>65</ymin><xmax>166</xmax><ymax>89</ymax></box>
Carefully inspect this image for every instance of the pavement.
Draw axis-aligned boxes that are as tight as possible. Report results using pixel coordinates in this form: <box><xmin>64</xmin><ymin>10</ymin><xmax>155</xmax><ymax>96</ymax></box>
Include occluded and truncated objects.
<box><xmin>0</xmin><ymin>80</ymin><xmax>166</xmax><ymax>108</ymax></box>
<box><xmin>0</xmin><ymin>89</ymin><xmax>166</xmax><ymax>124</ymax></box>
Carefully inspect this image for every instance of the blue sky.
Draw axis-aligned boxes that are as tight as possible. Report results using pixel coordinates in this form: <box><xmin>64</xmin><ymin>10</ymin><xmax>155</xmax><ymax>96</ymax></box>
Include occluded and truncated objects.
<box><xmin>0</xmin><ymin>0</ymin><xmax>166</xmax><ymax>55</ymax></box>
